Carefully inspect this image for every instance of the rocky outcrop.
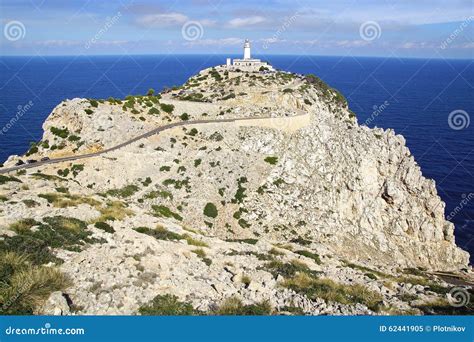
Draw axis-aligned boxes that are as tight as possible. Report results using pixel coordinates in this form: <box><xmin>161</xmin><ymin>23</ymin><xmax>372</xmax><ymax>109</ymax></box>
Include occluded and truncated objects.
<box><xmin>0</xmin><ymin>66</ymin><xmax>470</xmax><ymax>316</ymax></box>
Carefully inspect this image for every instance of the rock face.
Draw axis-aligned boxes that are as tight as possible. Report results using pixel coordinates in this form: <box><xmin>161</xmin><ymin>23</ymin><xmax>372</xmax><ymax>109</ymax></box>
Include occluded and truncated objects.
<box><xmin>0</xmin><ymin>66</ymin><xmax>470</xmax><ymax>316</ymax></box>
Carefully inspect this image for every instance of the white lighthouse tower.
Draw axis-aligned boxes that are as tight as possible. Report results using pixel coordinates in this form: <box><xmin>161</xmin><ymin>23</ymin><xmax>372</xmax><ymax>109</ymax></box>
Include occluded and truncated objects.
<box><xmin>224</xmin><ymin>39</ymin><xmax>273</xmax><ymax>72</ymax></box>
<box><xmin>243</xmin><ymin>39</ymin><xmax>251</xmax><ymax>59</ymax></box>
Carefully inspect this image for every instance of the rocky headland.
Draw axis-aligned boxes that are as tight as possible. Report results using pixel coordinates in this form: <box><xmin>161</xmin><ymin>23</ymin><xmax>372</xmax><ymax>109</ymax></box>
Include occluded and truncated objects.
<box><xmin>0</xmin><ymin>65</ymin><xmax>472</xmax><ymax>316</ymax></box>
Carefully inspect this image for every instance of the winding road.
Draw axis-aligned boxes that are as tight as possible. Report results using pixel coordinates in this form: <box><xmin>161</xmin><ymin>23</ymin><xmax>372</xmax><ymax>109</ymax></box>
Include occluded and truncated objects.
<box><xmin>0</xmin><ymin>113</ymin><xmax>308</xmax><ymax>175</ymax></box>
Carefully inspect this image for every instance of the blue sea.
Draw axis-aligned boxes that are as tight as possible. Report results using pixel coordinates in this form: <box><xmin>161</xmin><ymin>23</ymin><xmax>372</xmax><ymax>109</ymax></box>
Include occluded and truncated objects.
<box><xmin>0</xmin><ymin>55</ymin><xmax>473</xmax><ymax>262</ymax></box>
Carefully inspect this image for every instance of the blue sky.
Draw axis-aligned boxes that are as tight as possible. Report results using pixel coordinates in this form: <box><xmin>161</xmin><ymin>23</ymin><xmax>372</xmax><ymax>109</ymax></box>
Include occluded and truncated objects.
<box><xmin>0</xmin><ymin>0</ymin><xmax>473</xmax><ymax>58</ymax></box>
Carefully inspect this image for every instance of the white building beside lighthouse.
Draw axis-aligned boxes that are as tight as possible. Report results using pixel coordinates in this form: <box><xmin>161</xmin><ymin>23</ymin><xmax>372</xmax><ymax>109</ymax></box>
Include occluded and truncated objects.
<box><xmin>226</xmin><ymin>39</ymin><xmax>273</xmax><ymax>72</ymax></box>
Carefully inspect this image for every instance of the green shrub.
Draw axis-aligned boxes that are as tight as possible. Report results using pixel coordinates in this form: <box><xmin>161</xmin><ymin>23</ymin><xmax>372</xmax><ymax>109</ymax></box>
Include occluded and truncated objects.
<box><xmin>187</xmin><ymin>128</ymin><xmax>198</xmax><ymax>136</ymax></box>
<box><xmin>139</xmin><ymin>294</ymin><xmax>196</xmax><ymax>315</ymax></box>
<box><xmin>0</xmin><ymin>175</ymin><xmax>21</xmax><ymax>185</ymax></box>
<box><xmin>180</xmin><ymin>113</ymin><xmax>190</xmax><ymax>121</ymax></box>
<box><xmin>295</xmin><ymin>250</ymin><xmax>321</xmax><ymax>265</ymax></box>
<box><xmin>147</xmin><ymin>88</ymin><xmax>155</xmax><ymax>96</ymax></box>
<box><xmin>106</xmin><ymin>184</ymin><xmax>139</xmax><ymax>198</ymax></box>
<box><xmin>94</xmin><ymin>222</ymin><xmax>115</xmax><ymax>233</ymax></box>
<box><xmin>283</xmin><ymin>88</ymin><xmax>293</xmax><ymax>93</ymax></box>
<box><xmin>89</xmin><ymin>100</ymin><xmax>99</xmax><ymax>108</ymax></box>
<box><xmin>148</xmin><ymin>107</ymin><xmax>159</xmax><ymax>115</ymax></box>
<box><xmin>1</xmin><ymin>216</ymin><xmax>96</xmax><ymax>265</ymax></box>
<box><xmin>151</xmin><ymin>205</ymin><xmax>183</xmax><ymax>221</ymax></box>
<box><xmin>203</xmin><ymin>203</ymin><xmax>218</xmax><ymax>218</ymax></box>
<box><xmin>68</xmin><ymin>135</ymin><xmax>81</xmax><ymax>142</ymax></box>
<box><xmin>134</xmin><ymin>226</ymin><xmax>183</xmax><ymax>241</ymax></box>
<box><xmin>84</xmin><ymin>109</ymin><xmax>94</xmax><ymax>115</ymax></box>
<box><xmin>264</xmin><ymin>156</ymin><xmax>278</xmax><ymax>165</ymax></box>
<box><xmin>160</xmin><ymin>103</ymin><xmax>174</xmax><ymax>114</ymax></box>
<box><xmin>50</xmin><ymin>127</ymin><xmax>69</xmax><ymax>139</ymax></box>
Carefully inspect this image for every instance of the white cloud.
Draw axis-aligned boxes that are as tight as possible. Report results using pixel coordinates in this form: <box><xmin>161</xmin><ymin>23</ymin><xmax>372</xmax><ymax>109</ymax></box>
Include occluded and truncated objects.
<box><xmin>136</xmin><ymin>12</ymin><xmax>189</xmax><ymax>28</ymax></box>
<box><xmin>34</xmin><ymin>40</ymin><xmax>128</xmax><ymax>47</ymax></box>
<box><xmin>184</xmin><ymin>37</ymin><xmax>243</xmax><ymax>46</ymax></box>
<box><xmin>227</xmin><ymin>16</ymin><xmax>266</xmax><ymax>28</ymax></box>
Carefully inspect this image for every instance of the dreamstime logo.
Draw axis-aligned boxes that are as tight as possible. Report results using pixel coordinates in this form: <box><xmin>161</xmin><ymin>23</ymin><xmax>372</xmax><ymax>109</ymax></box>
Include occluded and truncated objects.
<box><xmin>359</xmin><ymin>21</ymin><xmax>381</xmax><ymax>41</ymax></box>
<box><xmin>447</xmin><ymin>287</ymin><xmax>470</xmax><ymax>308</ymax></box>
<box><xmin>448</xmin><ymin>109</ymin><xmax>470</xmax><ymax>130</ymax></box>
<box><xmin>181</xmin><ymin>21</ymin><xmax>204</xmax><ymax>41</ymax></box>
<box><xmin>446</xmin><ymin>193</ymin><xmax>474</xmax><ymax>221</ymax></box>
<box><xmin>364</xmin><ymin>100</ymin><xmax>390</xmax><ymax>126</ymax></box>
<box><xmin>0</xmin><ymin>101</ymin><xmax>34</xmax><ymax>136</ymax></box>
<box><xmin>4</xmin><ymin>20</ymin><xmax>26</xmax><ymax>41</ymax></box>
<box><xmin>440</xmin><ymin>16</ymin><xmax>473</xmax><ymax>49</ymax></box>
<box><xmin>263</xmin><ymin>12</ymin><xmax>300</xmax><ymax>49</ymax></box>
<box><xmin>84</xmin><ymin>11</ymin><xmax>122</xmax><ymax>49</ymax></box>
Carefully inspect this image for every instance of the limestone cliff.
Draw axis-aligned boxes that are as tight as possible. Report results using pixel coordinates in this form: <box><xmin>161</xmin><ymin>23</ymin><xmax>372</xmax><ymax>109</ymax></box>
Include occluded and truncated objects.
<box><xmin>0</xmin><ymin>66</ymin><xmax>471</xmax><ymax>316</ymax></box>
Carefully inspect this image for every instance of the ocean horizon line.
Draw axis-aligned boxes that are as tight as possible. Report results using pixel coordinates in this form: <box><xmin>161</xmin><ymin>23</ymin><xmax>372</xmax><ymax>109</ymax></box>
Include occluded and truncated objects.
<box><xmin>0</xmin><ymin>53</ymin><xmax>472</xmax><ymax>62</ymax></box>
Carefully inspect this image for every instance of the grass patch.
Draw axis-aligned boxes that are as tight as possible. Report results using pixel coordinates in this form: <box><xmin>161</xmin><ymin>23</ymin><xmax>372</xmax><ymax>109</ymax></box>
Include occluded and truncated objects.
<box><xmin>96</xmin><ymin>201</ymin><xmax>133</xmax><ymax>222</ymax></box>
<box><xmin>282</xmin><ymin>273</ymin><xmax>383</xmax><ymax>312</ymax></box>
<box><xmin>295</xmin><ymin>250</ymin><xmax>322</xmax><ymax>265</ymax></box>
<box><xmin>183</xmin><ymin>234</ymin><xmax>208</xmax><ymax>247</ymax></box>
<box><xmin>0</xmin><ymin>252</ymin><xmax>70</xmax><ymax>315</ymax></box>
<box><xmin>139</xmin><ymin>294</ymin><xmax>196</xmax><ymax>315</ymax></box>
<box><xmin>105</xmin><ymin>184</ymin><xmax>139</xmax><ymax>198</ymax></box>
<box><xmin>215</xmin><ymin>297</ymin><xmax>272</xmax><ymax>315</ymax></box>
<box><xmin>134</xmin><ymin>226</ymin><xmax>183</xmax><ymax>241</ymax></box>
<box><xmin>2</xmin><ymin>216</ymin><xmax>97</xmax><ymax>266</ymax></box>
<box><xmin>263</xmin><ymin>260</ymin><xmax>318</xmax><ymax>279</ymax></box>
<box><xmin>192</xmin><ymin>249</ymin><xmax>212</xmax><ymax>266</ymax></box>
<box><xmin>38</xmin><ymin>193</ymin><xmax>100</xmax><ymax>208</ymax></box>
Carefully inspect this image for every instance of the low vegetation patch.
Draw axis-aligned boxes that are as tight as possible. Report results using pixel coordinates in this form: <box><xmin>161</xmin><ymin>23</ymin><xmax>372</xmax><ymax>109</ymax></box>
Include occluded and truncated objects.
<box><xmin>151</xmin><ymin>205</ymin><xmax>183</xmax><ymax>221</ymax></box>
<box><xmin>264</xmin><ymin>156</ymin><xmax>278</xmax><ymax>165</ymax></box>
<box><xmin>295</xmin><ymin>250</ymin><xmax>322</xmax><ymax>265</ymax></box>
<box><xmin>0</xmin><ymin>175</ymin><xmax>21</xmax><ymax>185</ymax></box>
<box><xmin>105</xmin><ymin>184</ymin><xmax>140</xmax><ymax>198</ymax></box>
<box><xmin>226</xmin><ymin>238</ymin><xmax>258</xmax><ymax>245</ymax></box>
<box><xmin>0</xmin><ymin>252</ymin><xmax>70</xmax><ymax>315</ymax></box>
<box><xmin>159</xmin><ymin>103</ymin><xmax>174</xmax><ymax>114</ymax></box>
<box><xmin>94</xmin><ymin>221</ymin><xmax>115</xmax><ymax>233</ymax></box>
<box><xmin>192</xmin><ymin>249</ymin><xmax>212</xmax><ymax>266</ymax></box>
<box><xmin>38</xmin><ymin>193</ymin><xmax>100</xmax><ymax>208</ymax></box>
<box><xmin>50</xmin><ymin>127</ymin><xmax>69</xmax><ymax>139</ymax></box>
<box><xmin>139</xmin><ymin>294</ymin><xmax>197</xmax><ymax>315</ymax></box>
<box><xmin>2</xmin><ymin>216</ymin><xmax>98</xmax><ymax>266</ymax></box>
<box><xmin>215</xmin><ymin>297</ymin><xmax>272</xmax><ymax>315</ymax></box>
<box><xmin>134</xmin><ymin>226</ymin><xmax>182</xmax><ymax>241</ymax></box>
<box><xmin>282</xmin><ymin>273</ymin><xmax>383</xmax><ymax>312</ymax></box>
